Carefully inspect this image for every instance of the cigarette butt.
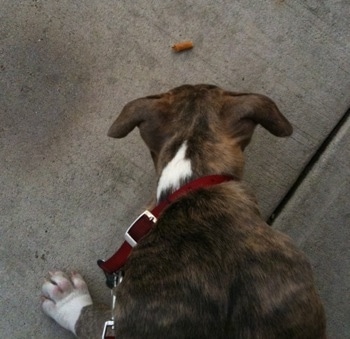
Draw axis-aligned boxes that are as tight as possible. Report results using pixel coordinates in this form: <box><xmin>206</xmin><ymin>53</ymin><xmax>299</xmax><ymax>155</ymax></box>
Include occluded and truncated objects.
<box><xmin>172</xmin><ymin>40</ymin><xmax>194</xmax><ymax>52</ymax></box>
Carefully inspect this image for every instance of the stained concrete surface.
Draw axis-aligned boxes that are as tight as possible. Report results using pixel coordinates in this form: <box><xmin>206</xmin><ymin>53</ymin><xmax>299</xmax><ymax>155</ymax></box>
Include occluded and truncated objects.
<box><xmin>273</xmin><ymin>115</ymin><xmax>350</xmax><ymax>339</ymax></box>
<box><xmin>0</xmin><ymin>1</ymin><xmax>349</xmax><ymax>338</ymax></box>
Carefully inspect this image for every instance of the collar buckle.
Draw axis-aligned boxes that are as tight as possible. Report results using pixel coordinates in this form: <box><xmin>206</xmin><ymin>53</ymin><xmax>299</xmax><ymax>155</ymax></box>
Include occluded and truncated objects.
<box><xmin>124</xmin><ymin>210</ymin><xmax>157</xmax><ymax>247</ymax></box>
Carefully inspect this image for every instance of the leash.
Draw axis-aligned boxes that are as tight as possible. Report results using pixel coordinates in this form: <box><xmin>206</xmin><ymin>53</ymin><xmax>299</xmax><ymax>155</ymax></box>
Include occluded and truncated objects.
<box><xmin>98</xmin><ymin>174</ymin><xmax>235</xmax><ymax>338</ymax></box>
<box><xmin>101</xmin><ymin>272</ymin><xmax>123</xmax><ymax>339</ymax></box>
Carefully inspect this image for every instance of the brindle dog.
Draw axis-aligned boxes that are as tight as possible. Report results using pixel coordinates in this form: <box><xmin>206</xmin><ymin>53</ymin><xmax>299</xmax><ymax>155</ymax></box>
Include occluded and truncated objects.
<box><xmin>42</xmin><ymin>84</ymin><xmax>326</xmax><ymax>338</ymax></box>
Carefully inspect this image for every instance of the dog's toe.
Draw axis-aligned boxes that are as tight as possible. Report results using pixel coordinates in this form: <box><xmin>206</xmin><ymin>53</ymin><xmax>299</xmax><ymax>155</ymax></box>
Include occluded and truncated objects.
<box><xmin>71</xmin><ymin>271</ymin><xmax>89</xmax><ymax>292</ymax></box>
<box><xmin>42</xmin><ymin>271</ymin><xmax>74</xmax><ymax>301</ymax></box>
<box><xmin>41</xmin><ymin>296</ymin><xmax>57</xmax><ymax>316</ymax></box>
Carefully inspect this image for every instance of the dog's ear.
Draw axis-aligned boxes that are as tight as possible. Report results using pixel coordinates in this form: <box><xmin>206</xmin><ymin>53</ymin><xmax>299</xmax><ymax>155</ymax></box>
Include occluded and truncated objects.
<box><xmin>108</xmin><ymin>94</ymin><xmax>172</xmax><ymax>159</ymax></box>
<box><xmin>223</xmin><ymin>92</ymin><xmax>293</xmax><ymax>149</ymax></box>
<box><xmin>108</xmin><ymin>96</ymin><xmax>160</xmax><ymax>138</ymax></box>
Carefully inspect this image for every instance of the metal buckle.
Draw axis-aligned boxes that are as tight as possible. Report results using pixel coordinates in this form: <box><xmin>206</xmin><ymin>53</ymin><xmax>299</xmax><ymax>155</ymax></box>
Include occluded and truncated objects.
<box><xmin>124</xmin><ymin>210</ymin><xmax>157</xmax><ymax>247</ymax></box>
<box><xmin>102</xmin><ymin>320</ymin><xmax>115</xmax><ymax>339</ymax></box>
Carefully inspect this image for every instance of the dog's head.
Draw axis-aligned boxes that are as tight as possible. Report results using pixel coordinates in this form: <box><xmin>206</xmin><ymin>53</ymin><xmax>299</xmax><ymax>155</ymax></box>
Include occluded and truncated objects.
<box><xmin>108</xmin><ymin>84</ymin><xmax>292</xmax><ymax>199</ymax></box>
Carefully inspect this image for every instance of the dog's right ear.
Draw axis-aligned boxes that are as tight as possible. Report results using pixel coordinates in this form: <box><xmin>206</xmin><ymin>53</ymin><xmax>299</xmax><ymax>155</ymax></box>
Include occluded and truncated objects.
<box><xmin>222</xmin><ymin>92</ymin><xmax>293</xmax><ymax>149</ymax></box>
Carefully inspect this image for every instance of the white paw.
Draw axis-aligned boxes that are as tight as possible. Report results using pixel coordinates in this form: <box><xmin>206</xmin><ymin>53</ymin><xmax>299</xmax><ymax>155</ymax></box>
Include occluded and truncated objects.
<box><xmin>41</xmin><ymin>271</ymin><xmax>93</xmax><ymax>335</ymax></box>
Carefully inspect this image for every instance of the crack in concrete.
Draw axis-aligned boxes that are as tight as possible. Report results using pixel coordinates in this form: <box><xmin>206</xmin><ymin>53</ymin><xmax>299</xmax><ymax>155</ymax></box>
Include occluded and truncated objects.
<box><xmin>268</xmin><ymin>107</ymin><xmax>350</xmax><ymax>225</ymax></box>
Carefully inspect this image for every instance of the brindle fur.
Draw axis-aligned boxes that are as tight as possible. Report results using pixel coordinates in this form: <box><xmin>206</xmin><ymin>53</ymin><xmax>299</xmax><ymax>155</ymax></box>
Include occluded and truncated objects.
<box><xmin>78</xmin><ymin>84</ymin><xmax>326</xmax><ymax>338</ymax></box>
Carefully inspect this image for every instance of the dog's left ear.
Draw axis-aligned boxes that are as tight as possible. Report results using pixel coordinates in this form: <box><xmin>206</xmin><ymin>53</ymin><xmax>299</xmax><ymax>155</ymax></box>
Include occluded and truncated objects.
<box><xmin>108</xmin><ymin>96</ymin><xmax>157</xmax><ymax>138</ymax></box>
<box><xmin>108</xmin><ymin>94</ymin><xmax>172</xmax><ymax>159</ymax></box>
<box><xmin>223</xmin><ymin>92</ymin><xmax>293</xmax><ymax>148</ymax></box>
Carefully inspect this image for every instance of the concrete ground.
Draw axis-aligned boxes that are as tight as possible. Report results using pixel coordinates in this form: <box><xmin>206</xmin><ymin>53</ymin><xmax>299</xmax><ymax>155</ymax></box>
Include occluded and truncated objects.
<box><xmin>0</xmin><ymin>1</ymin><xmax>349</xmax><ymax>338</ymax></box>
<box><xmin>273</xmin><ymin>113</ymin><xmax>350</xmax><ymax>338</ymax></box>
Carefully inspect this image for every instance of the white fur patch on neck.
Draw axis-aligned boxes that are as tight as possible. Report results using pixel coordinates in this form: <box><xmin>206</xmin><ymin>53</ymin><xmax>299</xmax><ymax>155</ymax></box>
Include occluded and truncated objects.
<box><xmin>157</xmin><ymin>141</ymin><xmax>192</xmax><ymax>201</ymax></box>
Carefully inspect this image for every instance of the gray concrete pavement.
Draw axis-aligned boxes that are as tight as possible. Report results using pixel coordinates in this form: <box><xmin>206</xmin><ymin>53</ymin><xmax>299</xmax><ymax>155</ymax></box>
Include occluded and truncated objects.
<box><xmin>273</xmin><ymin>115</ymin><xmax>350</xmax><ymax>339</ymax></box>
<box><xmin>0</xmin><ymin>1</ymin><xmax>349</xmax><ymax>338</ymax></box>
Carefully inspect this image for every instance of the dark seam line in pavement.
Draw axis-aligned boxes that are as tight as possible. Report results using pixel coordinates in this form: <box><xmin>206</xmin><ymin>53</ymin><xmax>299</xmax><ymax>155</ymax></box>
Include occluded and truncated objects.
<box><xmin>267</xmin><ymin>107</ymin><xmax>350</xmax><ymax>225</ymax></box>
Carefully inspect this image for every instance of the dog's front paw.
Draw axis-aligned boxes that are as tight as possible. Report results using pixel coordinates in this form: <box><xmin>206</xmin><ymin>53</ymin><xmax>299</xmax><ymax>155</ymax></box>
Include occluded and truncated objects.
<box><xmin>41</xmin><ymin>271</ymin><xmax>93</xmax><ymax>335</ymax></box>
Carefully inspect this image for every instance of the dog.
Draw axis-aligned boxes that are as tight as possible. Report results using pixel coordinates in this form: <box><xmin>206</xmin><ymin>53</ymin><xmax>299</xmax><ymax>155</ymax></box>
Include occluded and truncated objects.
<box><xmin>41</xmin><ymin>84</ymin><xmax>326</xmax><ymax>338</ymax></box>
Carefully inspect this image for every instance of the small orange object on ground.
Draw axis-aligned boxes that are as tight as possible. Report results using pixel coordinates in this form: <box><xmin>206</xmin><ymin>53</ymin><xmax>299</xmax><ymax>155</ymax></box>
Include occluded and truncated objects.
<box><xmin>172</xmin><ymin>40</ymin><xmax>194</xmax><ymax>52</ymax></box>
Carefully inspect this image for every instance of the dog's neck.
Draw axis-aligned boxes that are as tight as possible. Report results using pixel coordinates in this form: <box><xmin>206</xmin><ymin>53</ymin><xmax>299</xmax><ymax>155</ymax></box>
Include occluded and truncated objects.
<box><xmin>156</xmin><ymin>141</ymin><xmax>194</xmax><ymax>203</ymax></box>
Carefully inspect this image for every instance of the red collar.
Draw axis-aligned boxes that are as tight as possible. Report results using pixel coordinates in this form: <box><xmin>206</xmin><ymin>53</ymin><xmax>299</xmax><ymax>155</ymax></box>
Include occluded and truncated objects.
<box><xmin>98</xmin><ymin>174</ymin><xmax>235</xmax><ymax>287</ymax></box>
